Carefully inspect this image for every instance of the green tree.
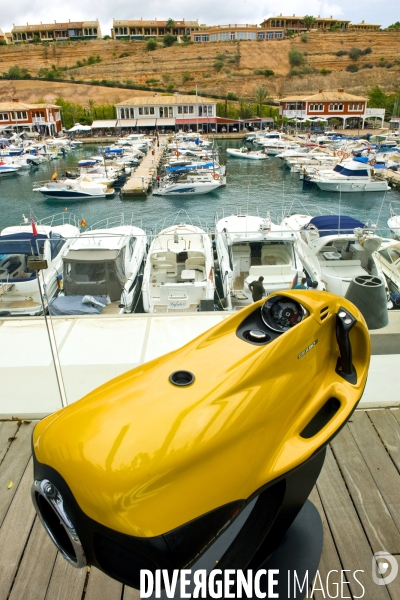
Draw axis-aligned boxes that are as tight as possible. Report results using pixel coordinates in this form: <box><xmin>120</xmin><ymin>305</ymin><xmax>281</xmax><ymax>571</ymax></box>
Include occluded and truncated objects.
<box><xmin>237</xmin><ymin>98</ymin><xmax>254</xmax><ymax>119</ymax></box>
<box><xmin>288</xmin><ymin>49</ymin><xmax>305</xmax><ymax>67</ymax></box>
<box><xmin>146</xmin><ymin>39</ymin><xmax>157</xmax><ymax>51</ymax></box>
<box><xmin>165</xmin><ymin>19</ymin><xmax>176</xmax><ymax>32</ymax></box>
<box><xmin>303</xmin><ymin>15</ymin><xmax>316</xmax><ymax>30</ymax></box>
<box><xmin>163</xmin><ymin>34</ymin><xmax>177</xmax><ymax>47</ymax></box>
<box><xmin>253</xmin><ymin>86</ymin><xmax>270</xmax><ymax>117</ymax></box>
<box><xmin>387</xmin><ymin>22</ymin><xmax>400</xmax><ymax>31</ymax></box>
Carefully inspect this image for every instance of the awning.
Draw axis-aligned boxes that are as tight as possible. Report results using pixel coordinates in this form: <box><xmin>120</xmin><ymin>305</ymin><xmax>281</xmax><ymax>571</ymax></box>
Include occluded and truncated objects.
<box><xmin>91</xmin><ymin>120</ymin><xmax>117</xmax><ymax>129</ymax></box>
<box><xmin>116</xmin><ymin>119</ymin><xmax>137</xmax><ymax>127</ymax></box>
<box><xmin>0</xmin><ymin>125</ymin><xmax>13</xmax><ymax>130</ymax></box>
<box><xmin>156</xmin><ymin>118</ymin><xmax>176</xmax><ymax>126</ymax></box>
<box><xmin>129</xmin><ymin>118</ymin><xmax>157</xmax><ymax>127</ymax></box>
<box><xmin>68</xmin><ymin>124</ymin><xmax>92</xmax><ymax>132</ymax></box>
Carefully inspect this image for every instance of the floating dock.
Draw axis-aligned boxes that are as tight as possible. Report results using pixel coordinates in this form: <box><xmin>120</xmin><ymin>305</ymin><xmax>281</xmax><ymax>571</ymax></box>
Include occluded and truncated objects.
<box><xmin>120</xmin><ymin>138</ymin><xmax>167</xmax><ymax>197</ymax></box>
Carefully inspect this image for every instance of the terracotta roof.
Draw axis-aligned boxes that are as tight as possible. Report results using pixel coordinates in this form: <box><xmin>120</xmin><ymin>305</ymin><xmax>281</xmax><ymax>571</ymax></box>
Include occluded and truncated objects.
<box><xmin>280</xmin><ymin>91</ymin><xmax>367</xmax><ymax>102</ymax></box>
<box><xmin>116</xmin><ymin>95</ymin><xmax>216</xmax><ymax>106</ymax></box>
<box><xmin>0</xmin><ymin>102</ymin><xmax>58</xmax><ymax>111</ymax></box>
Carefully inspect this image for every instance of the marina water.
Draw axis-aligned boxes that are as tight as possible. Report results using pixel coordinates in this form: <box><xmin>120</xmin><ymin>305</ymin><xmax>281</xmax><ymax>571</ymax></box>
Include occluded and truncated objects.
<box><xmin>1</xmin><ymin>140</ymin><xmax>398</xmax><ymax>235</ymax></box>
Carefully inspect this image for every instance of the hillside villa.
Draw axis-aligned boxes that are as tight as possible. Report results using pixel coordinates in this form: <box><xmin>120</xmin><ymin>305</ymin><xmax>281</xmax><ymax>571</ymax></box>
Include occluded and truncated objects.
<box><xmin>0</xmin><ymin>99</ymin><xmax>62</xmax><ymax>135</ymax></box>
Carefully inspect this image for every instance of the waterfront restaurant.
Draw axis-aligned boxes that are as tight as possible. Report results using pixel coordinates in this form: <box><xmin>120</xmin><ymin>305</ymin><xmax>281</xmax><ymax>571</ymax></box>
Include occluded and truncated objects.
<box><xmin>279</xmin><ymin>89</ymin><xmax>385</xmax><ymax>129</ymax></box>
<box><xmin>0</xmin><ymin>100</ymin><xmax>62</xmax><ymax>135</ymax></box>
<box><xmin>10</xmin><ymin>20</ymin><xmax>101</xmax><ymax>43</ymax></box>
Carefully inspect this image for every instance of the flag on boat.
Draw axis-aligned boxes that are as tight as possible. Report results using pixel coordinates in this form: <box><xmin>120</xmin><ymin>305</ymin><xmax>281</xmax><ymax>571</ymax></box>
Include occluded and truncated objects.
<box><xmin>63</xmin><ymin>207</ymin><xmax>68</xmax><ymax>212</ymax></box>
<box><xmin>31</xmin><ymin>216</ymin><xmax>38</xmax><ymax>237</ymax></box>
<box><xmin>52</xmin><ymin>172</ymin><xmax>58</xmax><ymax>180</ymax></box>
<box><xmin>208</xmin><ymin>266</ymin><xmax>214</xmax><ymax>282</ymax></box>
<box><xmin>80</xmin><ymin>218</ymin><xmax>87</xmax><ymax>227</ymax></box>
<box><xmin>291</xmin><ymin>273</ymin><xmax>298</xmax><ymax>288</ymax></box>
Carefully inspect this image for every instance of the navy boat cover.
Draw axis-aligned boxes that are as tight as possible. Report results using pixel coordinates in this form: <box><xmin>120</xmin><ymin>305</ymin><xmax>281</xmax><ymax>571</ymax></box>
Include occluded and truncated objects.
<box><xmin>306</xmin><ymin>216</ymin><xmax>365</xmax><ymax>236</ymax></box>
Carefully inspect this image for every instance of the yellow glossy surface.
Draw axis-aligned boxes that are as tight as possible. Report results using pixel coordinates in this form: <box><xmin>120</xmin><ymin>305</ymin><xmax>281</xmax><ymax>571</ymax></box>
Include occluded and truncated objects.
<box><xmin>33</xmin><ymin>292</ymin><xmax>370</xmax><ymax>537</ymax></box>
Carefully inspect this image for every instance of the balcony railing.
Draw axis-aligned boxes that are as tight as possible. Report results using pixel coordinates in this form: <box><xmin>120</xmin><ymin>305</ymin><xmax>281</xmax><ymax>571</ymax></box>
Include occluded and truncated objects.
<box><xmin>365</xmin><ymin>108</ymin><xmax>385</xmax><ymax>116</ymax></box>
<box><xmin>282</xmin><ymin>110</ymin><xmax>306</xmax><ymax>118</ymax></box>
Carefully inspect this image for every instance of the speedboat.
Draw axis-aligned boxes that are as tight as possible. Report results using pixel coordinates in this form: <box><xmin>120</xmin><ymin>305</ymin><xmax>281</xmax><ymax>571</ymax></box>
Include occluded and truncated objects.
<box><xmin>142</xmin><ymin>221</ymin><xmax>214</xmax><ymax>313</ymax></box>
<box><xmin>0</xmin><ymin>161</ymin><xmax>20</xmax><ymax>176</ymax></box>
<box><xmin>50</xmin><ymin>216</ymin><xmax>147</xmax><ymax>315</ymax></box>
<box><xmin>214</xmin><ymin>212</ymin><xmax>303</xmax><ymax>310</ymax></box>
<box><xmin>153</xmin><ymin>171</ymin><xmax>222</xmax><ymax>196</ymax></box>
<box><xmin>31</xmin><ymin>289</ymin><xmax>370</xmax><ymax>588</ymax></box>
<box><xmin>304</xmin><ymin>156</ymin><xmax>390</xmax><ymax>192</ymax></box>
<box><xmin>0</xmin><ymin>213</ymin><xmax>80</xmax><ymax>316</ymax></box>
<box><xmin>226</xmin><ymin>147</ymin><xmax>268</xmax><ymax>160</ymax></box>
<box><xmin>281</xmin><ymin>214</ymin><xmax>391</xmax><ymax>305</ymax></box>
<box><xmin>388</xmin><ymin>205</ymin><xmax>400</xmax><ymax>238</ymax></box>
<box><xmin>33</xmin><ymin>176</ymin><xmax>115</xmax><ymax>200</ymax></box>
<box><xmin>374</xmin><ymin>239</ymin><xmax>400</xmax><ymax>307</ymax></box>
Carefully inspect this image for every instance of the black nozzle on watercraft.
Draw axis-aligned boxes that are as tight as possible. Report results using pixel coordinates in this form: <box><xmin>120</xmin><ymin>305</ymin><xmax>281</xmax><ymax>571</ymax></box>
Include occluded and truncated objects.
<box><xmin>335</xmin><ymin>307</ymin><xmax>357</xmax><ymax>384</ymax></box>
<box><xmin>345</xmin><ymin>274</ymin><xmax>388</xmax><ymax>330</ymax></box>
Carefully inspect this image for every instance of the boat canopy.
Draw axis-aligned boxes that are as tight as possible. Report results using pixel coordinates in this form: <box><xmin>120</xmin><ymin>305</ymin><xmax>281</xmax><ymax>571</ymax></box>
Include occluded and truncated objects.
<box><xmin>353</xmin><ymin>156</ymin><xmax>369</xmax><ymax>164</ymax></box>
<box><xmin>306</xmin><ymin>216</ymin><xmax>365</xmax><ymax>236</ymax></box>
<box><xmin>63</xmin><ymin>248</ymin><xmax>126</xmax><ymax>301</ymax></box>
<box><xmin>166</xmin><ymin>162</ymin><xmax>215</xmax><ymax>173</ymax></box>
<box><xmin>0</xmin><ymin>232</ymin><xmax>65</xmax><ymax>258</ymax></box>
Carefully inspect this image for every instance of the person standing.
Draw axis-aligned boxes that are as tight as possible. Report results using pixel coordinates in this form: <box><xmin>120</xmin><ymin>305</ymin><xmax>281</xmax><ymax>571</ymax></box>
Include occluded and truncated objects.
<box><xmin>248</xmin><ymin>276</ymin><xmax>265</xmax><ymax>302</ymax></box>
<box><xmin>293</xmin><ymin>277</ymin><xmax>307</xmax><ymax>289</ymax></box>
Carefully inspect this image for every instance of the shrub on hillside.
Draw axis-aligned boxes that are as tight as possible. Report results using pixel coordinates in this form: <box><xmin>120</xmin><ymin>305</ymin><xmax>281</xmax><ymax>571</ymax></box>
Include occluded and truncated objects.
<box><xmin>362</xmin><ymin>63</ymin><xmax>374</xmax><ymax>69</ymax></box>
<box><xmin>346</xmin><ymin>64</ymin><xmax>359</xmax><ymax>72</ymax></box>
<box><xmin>288</xmin><ymin>48</ymin><xmax>305</xmax><ymax>67</ymax></box>
<box><xmin>214</xmin><ymin>60</ymin><xmax>224</xmax><ymax>71</ymax></box>
<box><xmin>146</xmin><ymin>39</ymin><xmax>157</xmax><ymax>51</ymax></box>
<box><xmin>253</xmin><ymin>69</ymin><xmax>275</xmax><ymax>77</ymax></box>
<box><xmin>301</xmin><ymin>34</ymin><xmax>308</xmax><ymax>43</ymax></box>
<box><xmin>349</xmin><ymin>47</ymin><xmax>362</xmax><ymax>61</ymax></box>
<box><xmin>335</xmin><ymin>50</ymin><xmax>348</xmax><ymax>56</ymax></box>
<box><xmin>320</xmin><ymin>68</ymin><xmax>332</xmax><ymax>75</ymax></box>
<box><xmin>362</xmin><ymin>47</ymin><xmax>372</xmax><ymax>55</ymax></box>
<box><xmin>163</xmin><ymin>34</ymin><xmax>177</xmax><ymax>47</ymax></box>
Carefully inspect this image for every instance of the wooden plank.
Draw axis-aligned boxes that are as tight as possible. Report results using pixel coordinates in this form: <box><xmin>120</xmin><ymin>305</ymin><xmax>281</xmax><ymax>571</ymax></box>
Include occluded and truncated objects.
<box><xmin>391</xmin><ymin>408</ymin><xmax>400</xmax><ymax>427</ymax></box>
<box><xmin>368</xmin><ymin>409</ymin><xmax>400</xmax><ymax>474</ymax></box>
<box><xmin>331</xmin><ymin>423</ymin><xmax>400</xmax><ymax>554</ymax></box>
<box><xmin>0</xmin><ymin>421</ymin><xmax>35</xmax><ymax>527</ymax></box>
<box><xmin>316</xmin><ymin>445</ymin><xmax>391</xmax><ymax>599</ymax></box>
<box><xmin>308</xmin><ymin>487</ymin><xmax>351</xmax><ymax>600</ymax></box>
<box><xmin>349</xmin><ymin>411</ymin><xmax>400</xmax><ymax>538</ymax></box>
<box><xmin>0</xmin><ymin>458</ymin><xmax>36</xmax><ymax>600</ymax></box>
<box><xmin>123</xmin><ymin>585</ymin><xmax>140</xmax><ymax>600</ymax></box>
<box><xmin>8</xmin><ymin>517</ymin><xmax>58</xmax><ymax>600</ymax></box>
<box><xmin>84</xmin><ymin>567</ymin><xmax>123</xmax><ymax>600</ymax></box>
<box><xmin>44</xmin><ymin>554</ymin><xmax>87</xmax><ymax>600</ymax></box>
<box><xmin>0</xmin><ymin>421</ymin><xmax>19</xmax><ymax>464</ymax></box>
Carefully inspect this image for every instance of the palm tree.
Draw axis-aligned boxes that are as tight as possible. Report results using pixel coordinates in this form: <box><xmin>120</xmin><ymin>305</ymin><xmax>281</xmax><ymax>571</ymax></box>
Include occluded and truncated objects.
<box><xmin>237</xmin><ymin>98</ymin><xmax>254</xmax><ymax>119</ymax></box>
<box><xmin>87</xmin><ymin>99</ymin><xmax>96</xmax><ymax>118</ymax></box>
<box><xmin>303</xmin><ymin>15</ymin><xmax>316</xmax><ymax>31</ymax></box>
<box><xmin>253</xmin><ymin>86</ymin><xmax>270</xmax><ymax>118</ymax></box>
<box><xmin>165</xmin><ymin>18</ymin><xmax>175</xmax><ymax>33</ymax></box>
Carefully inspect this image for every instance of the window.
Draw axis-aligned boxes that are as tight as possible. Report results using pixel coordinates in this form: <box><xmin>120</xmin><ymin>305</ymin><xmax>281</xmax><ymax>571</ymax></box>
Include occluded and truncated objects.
<box><xmin>258</xmin><ymin>32</ymin><xmax>265</xmax><ymax>39</ymax></box>
<box><xmin>210</xmin><ymin>33</ymin><xmax>218</xmax><ymax>41</ymax></box>
<box><xmin>129</xmin><ymin>108</ymin><xmax>134</xmax><ymax>118</ymax></box>
<box><xmin>207</xmin><ymin>105</ymin><xmax>213</xmax><ymax>116</ymax></box>
<box><xmin>177</xmin><ymin>106</ymin><xmax>183</xmax><ymax>114</ymax></box>
<box><xmin>0</xmin><ymin>113</ymin><xmax>9</xmax><ymax>121</ymax></box>
<box><xmin>230</xmin><ymin>32</ymin><xmax>236</xmax><ymax>40</ymax></box>
<box><xmin>189</xmin><ymin>106</ymin><xmax>194</xmax><ymax>114</ymax></box>
<box><xmin>13</xmin><ymin>111</ymin><xmax>27</xmax><ymax>120</ymax></box>
<box><xmin>168</xmin><ymin>107</ymin><xmax>173</xmax><ymax>117</ymax></box>
<box><xmin>184</xmin><ymin>106</ymin><xmax>189</xmax><ymax>114</ymax></box>
<box><xmin>202</xmin><ymin>35</ymin><xmax>209</xmax><ymax>42</ymax></box>
<box><xmin>194</xmin><ymin>35</ymin><xmax>201</xmax><ymax>42</ymax></box>
<box><xmin>275</xmin><ymin>31</ymin><xmax>283</xmax><ymax>38</ymax></box>
<box><xmin>237</xmin><ymin>32</ymin><xmax>246</xmax><ymax>39</ymax></box>
<box><xmin>267</xmin><ymin>32</ymin><xmax>274</xmax><ymax>39</ymax></box>
<box><xmin>309</xmin><ymin>104</ymin><xmax>314</xmax><ymax>110</ymax></box>
<box><xmin>248</xmin><ymin>32</ymin><xmax>256</xmax><ymax>39</ymax></box>
<box><xmin>220</xmin><ymin>32</ymin><xmax>229</xmax><ymax>40</ymax></box>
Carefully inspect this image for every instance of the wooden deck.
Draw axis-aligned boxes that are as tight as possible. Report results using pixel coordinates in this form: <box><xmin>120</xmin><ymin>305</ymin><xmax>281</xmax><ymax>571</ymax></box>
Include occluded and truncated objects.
<box><xmin>1</xmin><ymin>409</ymin><xmax>400</xmax><ymax>599</ymax></box>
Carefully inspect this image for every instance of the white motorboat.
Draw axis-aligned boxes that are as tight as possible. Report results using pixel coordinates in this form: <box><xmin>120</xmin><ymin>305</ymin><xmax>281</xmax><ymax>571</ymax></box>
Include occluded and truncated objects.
<box><xmin>304</xmin><ymin>156</ymin><xmax>390</xmax><ymax>192</ymax></box>
<box><xmin>33</xmin><ymin>176</ymin><xmax>115</xmax><ymax>200</ymax></box>
<box><xmin>153</xmin><ymin>171</ymin><xmax>222</xmax><ymax>196</ymax></box>
<box><xmin>0</xmin><ymin>161</ymin><xmax>20</xmax><ymax>176</ymax></box>
<box><xmin>226</xmin><ymin>147</ymin><xmax>268</xmax><ymax>160</ymax></box>
<box><xmin>142</xmin><ymin>221</ymin><xmax>214</xmax><ymax>313</ymax></box>
<box><xmin>281</xmin><ymin>214</ymin><xmax>391</xmax><ymax>304</ymax></box>
<box><xmin>374</xmin><ymin>239</ymin><xmax>400</xmax><ymax>306</ymax></box>
<box><xmin>51</xmin><ymin>215</ymin><xmax>147</xmax><ymax>315</ymax></box>
<box><xmin>0</xmin><ymin>213</ymin><xmax>80</xmax><ymax>316</ymax></box>
<box><xmin>388</xmin><ymin>205</ymin><xmax>400</xmax><ymax>237</ymax></box>
<box><xmin>214</xmin><ymin>211</ymin><xmax>303</xmax><ymax>310</ymax></box>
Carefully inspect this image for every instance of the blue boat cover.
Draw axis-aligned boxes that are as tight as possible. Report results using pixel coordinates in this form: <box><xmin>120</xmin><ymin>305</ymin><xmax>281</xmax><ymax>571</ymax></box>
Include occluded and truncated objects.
<box><xmin>166</xmin><ymin>162</ymin><xmax>214</xmax><ymax>173</ymax></box>
<box><xmin>0</xmin><ymin>232</ymin><xmax>47</xmax><ymax>254</ymax></box>
<box><xmin>49</xmin><ymin>295</ymin><xmax>108</xmax><ymax>315</ymax></box>
<box><xmin>353</xmin><ymin>156</ymin><xmax>369</xmax><ymax>163</ymax></box>
<box><xmin>307</xmin><ymin>216</ymin><xmax>365</xmax><ymax>236</ymax></box>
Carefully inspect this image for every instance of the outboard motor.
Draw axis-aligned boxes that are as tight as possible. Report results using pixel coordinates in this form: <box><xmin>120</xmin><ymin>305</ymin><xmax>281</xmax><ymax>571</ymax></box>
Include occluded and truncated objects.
<box><xmin>32</xmin><ymin>291</ymin><xmax>370</xmax><ymax>589</ymax></box>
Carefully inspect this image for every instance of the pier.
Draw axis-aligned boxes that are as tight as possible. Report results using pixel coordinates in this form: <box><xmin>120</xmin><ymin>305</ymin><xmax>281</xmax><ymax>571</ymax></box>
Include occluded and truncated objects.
<box><xmin>120</xmin><ymin>137</ymin><xmax>167</xmax><ymax>197</ymax></box>
<box><xmin>0</xmin><ymin>407</ymin><xmax>399</xmax><ymax>599</ymax></box>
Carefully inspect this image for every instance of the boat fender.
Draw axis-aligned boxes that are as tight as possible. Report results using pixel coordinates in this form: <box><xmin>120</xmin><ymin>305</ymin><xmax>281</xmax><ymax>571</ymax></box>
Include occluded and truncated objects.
<box><xmin>212</xmin><ymin>172</ymin><xmax>220</xmax><ymax>180</ymax></box>
<box><xmin>391</xmin><ymin>292</ymin><xmax>400</xmax><ymax>307</ymax></box>
<box><xmin>343</xmin><ymin>152</ymin><xmax>349</xmax><ymax>159</ymax></box>
<box><xmin>369</xmin><ymin>158</ymin><xmax>376</xmax><ymax>166</ymax></box>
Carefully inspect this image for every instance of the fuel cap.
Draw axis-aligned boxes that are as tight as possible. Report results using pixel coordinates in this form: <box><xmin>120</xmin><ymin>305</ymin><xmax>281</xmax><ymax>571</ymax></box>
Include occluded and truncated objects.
<box><xmin>248</xmin><ymin>329</ymin><xmax>269</xmax><ymax>342</ymax></box>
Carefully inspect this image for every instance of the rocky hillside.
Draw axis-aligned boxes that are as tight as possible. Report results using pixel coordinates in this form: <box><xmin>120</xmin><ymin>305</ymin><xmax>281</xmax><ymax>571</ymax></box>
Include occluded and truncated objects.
<box><xmin>0</xmin><ymin>31</ymin><xmax>399</xmax><ymax>103</ymax></box>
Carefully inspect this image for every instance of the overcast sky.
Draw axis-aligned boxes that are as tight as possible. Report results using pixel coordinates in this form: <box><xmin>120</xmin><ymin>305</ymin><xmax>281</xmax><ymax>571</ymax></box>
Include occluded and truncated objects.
<box><xmin>1</xmin><ymin>0</ymin><xmax>392</xmax><ymax>34</ymax></box>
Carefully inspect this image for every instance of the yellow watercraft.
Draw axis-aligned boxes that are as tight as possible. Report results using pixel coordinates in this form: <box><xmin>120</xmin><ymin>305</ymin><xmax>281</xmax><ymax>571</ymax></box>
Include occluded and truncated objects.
<box><xmin>31</xmin><ymin>291</ymin><xmax>370</xmax><ymax>587</ymax></box>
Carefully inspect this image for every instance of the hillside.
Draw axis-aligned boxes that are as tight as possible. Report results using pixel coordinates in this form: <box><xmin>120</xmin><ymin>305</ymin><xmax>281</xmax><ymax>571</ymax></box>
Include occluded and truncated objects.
<box><xmin>0</xmin><ymin>31</ymin><xmax>399</xmax><ymax>104</ymax></box>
